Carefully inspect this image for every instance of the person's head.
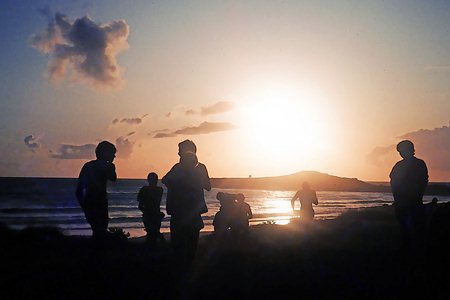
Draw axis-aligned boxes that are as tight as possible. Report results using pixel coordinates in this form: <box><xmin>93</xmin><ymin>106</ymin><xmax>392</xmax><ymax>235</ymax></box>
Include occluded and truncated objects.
<box><xmin>236</xmin><ymin>193</ymin><xmax>245</xmax><ymax>203</ymax></box>
<box><xmin>396</xmin><ymin>140</ymin><xmax>415</xmax><ymax>159</ymax></box>
<box><xmin>180</xmin><ymin>151</ymin><xmax>198</xmax><ymax>169</ymax></box>
<box><xmin>302</xmin><ymin>182</ymin><xmax>310</xmax><ymax>190</ymax></box>
<box><xmin>178</xmin><ymin>139</ymin><xmax>197</xmax><ymax>157</ymax></box>
<box><xmin>95</xmin><ymin>141</ymin><xmax>116</xmax><ymax>162</ymax></box>
<box><xmin>147</xmin><ymin>172</ymin><xmax>158</xmax><ymax>186</ymax></box>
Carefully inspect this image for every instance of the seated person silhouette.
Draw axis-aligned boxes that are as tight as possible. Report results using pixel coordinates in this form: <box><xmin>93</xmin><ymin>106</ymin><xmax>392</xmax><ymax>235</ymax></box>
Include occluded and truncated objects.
<box><xmin>231</xmin><ymin>193</ymin><xmax>253</xmax><ymax>235</ymax></box>
<box><xmin>213</xmin><ymin>192</ymin><xmax>236</xmax><ymax>234</ymax></box>
<box><xmin>137</xmin><ymin>172</ymin><xmax>165</xmax><ymax>245</ymax></box>
<box><xmin>213</xmin><ymin>192</ymin><xmax>252</xmax><ymax>235</ymax></box>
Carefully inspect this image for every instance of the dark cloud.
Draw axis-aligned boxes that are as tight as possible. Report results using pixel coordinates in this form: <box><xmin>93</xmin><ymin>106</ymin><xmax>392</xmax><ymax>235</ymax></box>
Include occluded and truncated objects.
<box><xmin>112</xmin><ymin>116</ymin><xmax>146</xmax><ymax>125</ymax></box>
<box><xmin>153</xmin><ymin>121</ymin><xmax>235</xmax><ymax>138</ymax></box>
<box><xmin>50</xmin><ymin>143</ymin><xmax>96</xmax><ymax>159</ymax></box>
<box><xmin>30</xmin><ymin>12</ymin><xmax>130</xmax><ymax>89</ymax></box>
<box><xmin>201</xmin><ymin>101</ymin><xmax>234</xmax><ymax>116</ymax></box>
<box><xmin>115</xmin><ymin>136</ymin><xmax>134</xmax><ymax>159</ymax></box>
<box><xmin>24</xmin><ymin>135</ymin><xmax>40</xmax><ymax>151</ymax></box>
<box><xmin>119</xmin><ymin>118</ymin><xmax>142</xmax><ymax>125</ymax></box>
<box><xmin>153</xmin><ymin>132</ymin><xmax>178</xmax><ymax>138</ymax></box>
<box><xmin>368</xmin><ymin>124</ymin><xmax>450</xmax><ymax>175</ymax></box>
<box><xmin>185</xmin><ymin>109</ymin><xmax>198</xmax><ymax>116</ymax></box>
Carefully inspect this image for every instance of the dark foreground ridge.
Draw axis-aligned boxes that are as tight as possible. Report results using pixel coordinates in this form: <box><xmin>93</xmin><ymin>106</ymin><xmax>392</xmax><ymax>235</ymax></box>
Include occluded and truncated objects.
<box><xmin>2</xmin><ymin>203</ymin><xmax>450</xmax><ymax>299</ymax></box>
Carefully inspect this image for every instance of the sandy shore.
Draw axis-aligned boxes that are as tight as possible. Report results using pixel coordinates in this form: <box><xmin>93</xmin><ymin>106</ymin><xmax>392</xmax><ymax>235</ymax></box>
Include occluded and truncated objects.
<box><xmin>2</xmin><ymin>204</ymin><xmax>450</xmax><ymax>299</ymax></box>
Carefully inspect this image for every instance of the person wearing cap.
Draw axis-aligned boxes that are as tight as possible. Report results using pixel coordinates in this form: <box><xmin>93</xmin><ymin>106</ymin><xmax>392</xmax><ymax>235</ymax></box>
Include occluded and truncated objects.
<box><xmin>390</xmin><ymin>140</ymin><xmax>428</xmax><ymax>249</ymax></box>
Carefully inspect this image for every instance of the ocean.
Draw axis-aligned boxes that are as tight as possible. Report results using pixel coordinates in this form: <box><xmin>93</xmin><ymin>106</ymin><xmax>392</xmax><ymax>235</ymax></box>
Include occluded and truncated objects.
<box><xmin>1</xmin><ymin>177</ymin><xmax>449</xmax><ymax>238</ymax></box>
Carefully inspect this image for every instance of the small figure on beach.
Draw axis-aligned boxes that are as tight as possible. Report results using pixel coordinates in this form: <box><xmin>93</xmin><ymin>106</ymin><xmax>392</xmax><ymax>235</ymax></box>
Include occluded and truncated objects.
<box><xmin>75</xmin><ymin>141</ymin><xmax>117</xmax><ymax>240</ymax></box>
<box><xmin>137</xmin><ymin>172</ymin><xmax>165</xmax><ymax>245</ymax></box>
<box><xmin>390</xmin><ymin>140</ymin><xmax>428</xmax><ymax>249</ymax></box>
<box><xmin>213</xmin><ymin>192</ymin><xmax>253</xmax><ymax>235</ymax></box>
<box><xmin>291</xmin><ymin>182</ymin><xmax>318</xmax><ymax>222</ymax></box>
<box><xmin>162</xmin><ymin>139</ymin><xmax>211</xmax><ymax>267</ymax></box>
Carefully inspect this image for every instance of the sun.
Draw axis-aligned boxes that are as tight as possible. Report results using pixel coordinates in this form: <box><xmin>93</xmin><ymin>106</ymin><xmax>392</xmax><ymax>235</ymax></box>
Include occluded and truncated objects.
<box><xmin>238</xmin><ymin>86</ymin><xmax>332</xmax><ymax>169</ymax></box>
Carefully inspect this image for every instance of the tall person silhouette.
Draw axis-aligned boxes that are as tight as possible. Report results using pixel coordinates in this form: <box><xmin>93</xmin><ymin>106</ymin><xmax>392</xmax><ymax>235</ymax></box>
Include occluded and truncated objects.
<box><xmin>390</xmin><ymin>140</ymin><xmax>428</xmax><ymax>249</ymax></box>
<box><xmin>162</xmin><ymin>140</ymin><xmax>211</xmax><ymax>267</ymax></box>
<box><xmin>76</xmin><ymin>141</ymin><xmax>117</xmax><ymax>240</ymax></box>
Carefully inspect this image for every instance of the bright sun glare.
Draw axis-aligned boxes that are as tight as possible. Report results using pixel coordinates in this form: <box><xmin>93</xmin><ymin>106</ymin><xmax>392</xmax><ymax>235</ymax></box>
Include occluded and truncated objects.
<box><xmin>240</xmin><ymin>86</ymin><xmax>331</xmax><ymax>167</ymax></box>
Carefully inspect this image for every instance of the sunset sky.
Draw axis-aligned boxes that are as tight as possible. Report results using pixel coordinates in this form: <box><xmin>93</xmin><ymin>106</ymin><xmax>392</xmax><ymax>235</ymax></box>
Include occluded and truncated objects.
<box><xmin>0</xmin><ymin>0</ymin><xmax>449</xmax><ymax>181</ymax></box>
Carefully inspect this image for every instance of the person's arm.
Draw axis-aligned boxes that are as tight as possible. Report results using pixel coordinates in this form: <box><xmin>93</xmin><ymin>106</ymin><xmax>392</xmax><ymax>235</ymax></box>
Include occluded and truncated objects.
<box><xmin>291</xmin><ymin>191</ymin><xmax>299</xmax><ymax>210</ymax></box>
<box><xmin>313</xmin><ymin>191</ymin><xmax>318</xmax><ymax>205</ymax></box>
<box><xmin>247</xmin><ymin>203</ymin><xmax>253</xmax><ymax>219</ymax></box>
<box><xmin>198</xmin><ymin>163</ymin><xmax>211</xmax><ymax>191</ymax></box>
<box><xmin>75</xmin><ymin>164</ymin><xmax>87</xmax><ymax>202</ymax></box>
<box><xmin>105</xmin><ymin>161</ymin><xmax>117</xmax><ymax>182</ymax></box>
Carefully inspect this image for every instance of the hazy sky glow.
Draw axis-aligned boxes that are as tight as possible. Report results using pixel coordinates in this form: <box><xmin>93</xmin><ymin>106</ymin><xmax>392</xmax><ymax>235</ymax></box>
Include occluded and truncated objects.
<box><xmin>0</xmin><ymin>0</ymin><xmax>449</xmax><ymax>181</ymax></box>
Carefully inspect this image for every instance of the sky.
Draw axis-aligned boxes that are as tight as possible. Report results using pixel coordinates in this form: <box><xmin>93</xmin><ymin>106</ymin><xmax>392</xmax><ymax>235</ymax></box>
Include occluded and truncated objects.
<box><xmin>0</xmin><ymin>0</ymin><xmax>449</xmax><ymax>181</ymax></box>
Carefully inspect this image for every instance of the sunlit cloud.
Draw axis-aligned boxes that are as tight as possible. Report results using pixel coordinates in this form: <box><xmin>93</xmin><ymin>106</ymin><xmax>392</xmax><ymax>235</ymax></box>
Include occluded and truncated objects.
<box><xmin>24</xmin><ymin>135</ymin><xmax>41</xmax><ymax>151</ymax></box>
<box><xmin>366</xmin><ymin>145</ymin><xmax>395</xmax><ymax>166</ymax></box>
<box><xmin>368</xmin><ymin>124</ymin><xmax>450</xmax><ymax>172</ymax></box>
<box><xmin>153</xmin><ymin>121</ymin><xmax>235</xmax><ymax>138</ymax></box>
<box><xmin>201</xmin><ymin>101</ymin><xmax>234</xmax><ymax>116</ymax></box>
<box><xmin>29</xmin><ymin>11</ymin><xmax>130</xmax><ymax>90</ymax></box>
<box><xmin>399</xmin><ymin>124</ymin><xmax>450</xmax><ymax>172</ymax></box>
<box><xmin>50</xmin><ymin>143</ymin><xmax>96</xmax><ymax>159</ymax></box>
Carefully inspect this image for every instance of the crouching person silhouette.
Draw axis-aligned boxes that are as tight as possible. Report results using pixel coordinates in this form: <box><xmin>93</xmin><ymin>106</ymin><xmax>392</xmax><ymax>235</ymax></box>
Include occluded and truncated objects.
<box><xmin>76</xmin><ymin>141</ymin><xmax>117</xmax><ymax>240</ymax></box>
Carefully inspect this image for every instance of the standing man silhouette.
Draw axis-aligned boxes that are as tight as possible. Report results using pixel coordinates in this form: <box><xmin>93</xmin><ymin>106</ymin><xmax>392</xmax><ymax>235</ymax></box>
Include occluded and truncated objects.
<box><xmin>162</xmin><ymin>140</ymin><xmax>211</xmax><ymax>267</ymax></box>
<box><xmin>76</xmin><ymin>141</ymin><xmax>117</xmax><ymax>240</ymax></box>
<box><xmin>390</xmin><ymin>140</ymin><xmax>428</xmax><ymax>249</ymax></box>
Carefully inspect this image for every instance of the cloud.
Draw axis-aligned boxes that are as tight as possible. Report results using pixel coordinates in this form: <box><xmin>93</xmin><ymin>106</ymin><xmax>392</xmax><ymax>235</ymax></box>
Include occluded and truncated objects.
<box><xmin>24</xmin><ymin>135</ymin><xmax>41</xmax><ymax>151</ymax></box>
<box><xmin>367</xmin><ymin>124</ymin><xmax>450</xmax><ymax>174</ymax></box>
<box><xmin>398</xmin><ymin>124</ymin><xmax>450</xmax><ymax>172</ymax></box>
<box><xmin>115</xmin><ymin>136</ymin><xmax>134</xmax><ymax>159</ymax></box>
<box><xmin>185</xmin><ymin>109</ymin><xmax>198</xmax><ymax>116</ymax></box>
<box><xmin>201</xmin><ymin>101</ymin><xmax>234</xmax><ymax>116</ymax></box>
<box><xmin>112</xmin><ymin>114</ymin><xmax>148</xmax><ymax>125</ymax></box>
<box><xmin>50</xmin><ymin>143</ymin><xmax>96</xmax><ymax>159</ymax></box>
<box><xmin>30</xmin><ymin>12</ymin><xmax>130</xmax><ymax>90</ymax></box>
<box><xmin>366</xmin><ymin>145</ymin><xmax>395</xmax><ymax>166</ymax></box>
<box><xmin>153</xmin><ymin>121</ymin><xmax>235</xmax><ymax>138</ymax></box>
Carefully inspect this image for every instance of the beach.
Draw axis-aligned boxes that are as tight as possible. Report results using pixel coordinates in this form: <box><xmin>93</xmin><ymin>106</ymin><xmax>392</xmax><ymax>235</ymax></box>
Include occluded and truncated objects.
<box><xmin>2</xmin><ymin>203</ymin><xmax>450</xmax><ymax>300</ymax></box>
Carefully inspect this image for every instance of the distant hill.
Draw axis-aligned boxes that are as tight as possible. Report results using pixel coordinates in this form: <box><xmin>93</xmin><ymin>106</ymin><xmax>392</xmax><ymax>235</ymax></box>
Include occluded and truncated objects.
<box><xmin>211</xmin><ymin>171</ymin><xmax>379</xmax><ymax>192</ymax></box>
<box><xmin>211</xmin><ymin>171</ymin><xmax>450</xmax><ymax>195</ymax></box>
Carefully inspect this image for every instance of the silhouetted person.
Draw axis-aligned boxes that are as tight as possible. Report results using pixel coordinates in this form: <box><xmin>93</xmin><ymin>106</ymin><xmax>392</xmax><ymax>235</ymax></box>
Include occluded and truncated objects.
<box><xmin>76</xmin><ymin>141</ymin><xmax>117</xmax><ymax>240</ymax></box>
<box><xmin>137</xmin><ymin>172</ymin><xmax>165</xmax><ymax>245</ymax></box>
<box><xmin>162</xmin><ymin>140</ymin><xmax>211</xmax><ymax>267</ymax></box>
<box><xmin>390</xmin><ymin>140</ymin><xmax>428</xmax><ymax>249</ymax></box>
<box><xmin>213</xmin><ymin>192</ymin><xmax>237</xmax><ymax>234</ymax></box>
<box><xmin>232</xmin><ymin>193</ymin><xmax>253</xmax><ymax>234</ymax></box>
<box><xmin>291</xmin><ymin>182</ymin><xmax>318</xmax><ymax>222</ymax></box>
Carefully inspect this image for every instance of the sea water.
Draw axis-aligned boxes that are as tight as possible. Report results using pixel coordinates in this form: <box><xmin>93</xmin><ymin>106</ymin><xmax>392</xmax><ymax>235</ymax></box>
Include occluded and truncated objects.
<box><xmin>0</xmin><ymin>177</ymin><xmax>448</xmax><ymax>238</ymax></box>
